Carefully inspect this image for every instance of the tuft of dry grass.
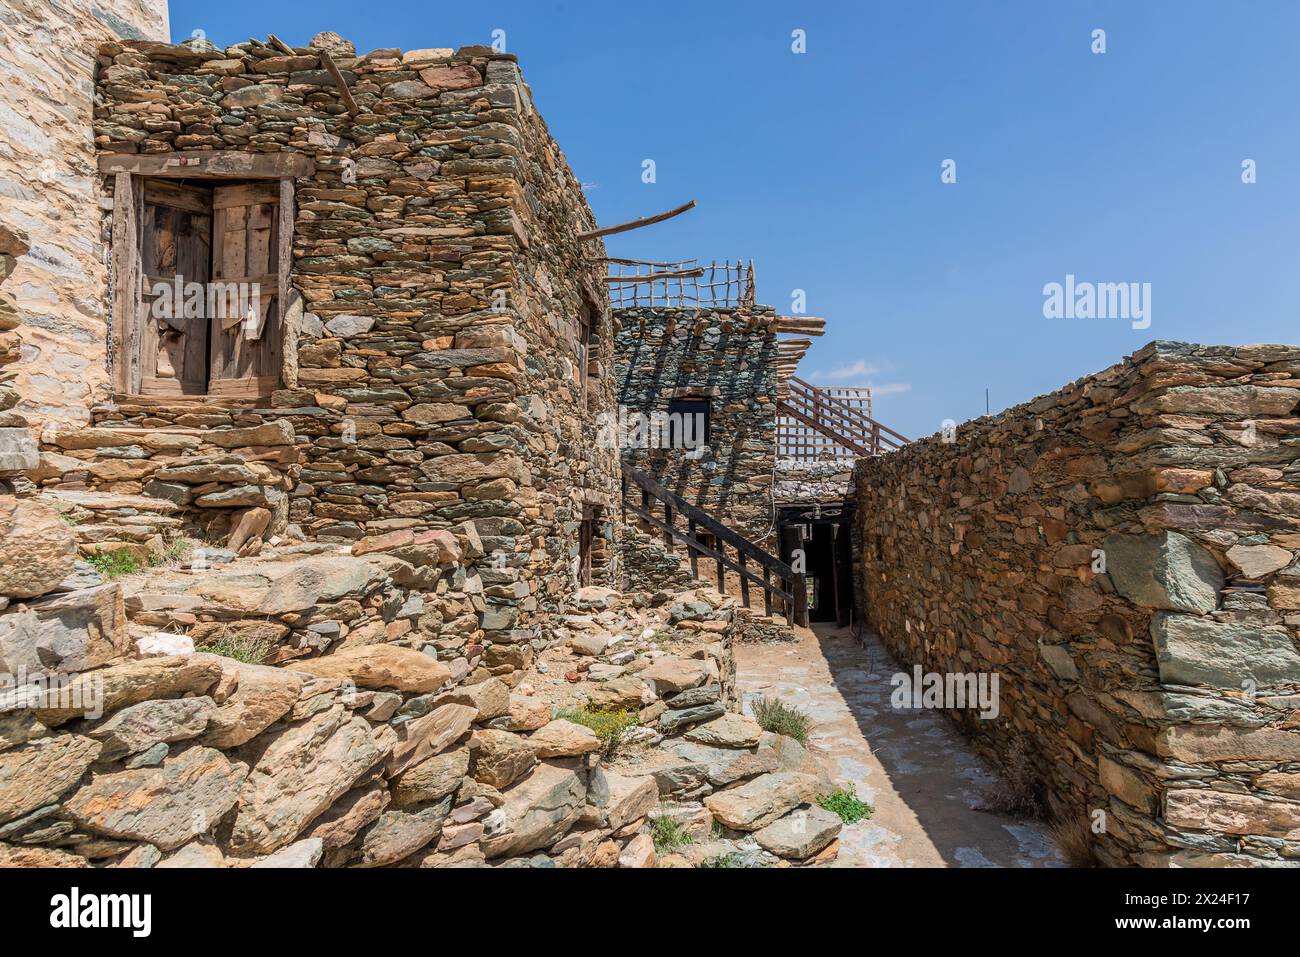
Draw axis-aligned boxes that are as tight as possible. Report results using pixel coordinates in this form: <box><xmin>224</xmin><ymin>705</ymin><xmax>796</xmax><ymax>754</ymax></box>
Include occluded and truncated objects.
<box><xmin>1051</xmin><ymin>816</ymin><xmax>1099</xmax><ymax>868</ymax></box>
<box><xmin>978</xmin><ymin>740</ymin><xmax>1046</xmax><ymax>819</ymax></box>
<box><xmin>197</xmin><ymin>629</ymin><xmax>275</xmax><ymax>665</ymax></box>
<box><xmin>750</xmin><ymin>695</ymin><xmax>812</xmax><ymax>745</ymax></box>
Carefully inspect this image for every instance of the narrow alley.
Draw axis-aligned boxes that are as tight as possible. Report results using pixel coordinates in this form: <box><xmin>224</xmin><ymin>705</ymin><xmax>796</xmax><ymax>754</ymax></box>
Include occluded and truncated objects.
<box><xmin>737</xmin><ymin>624</ymin><xmax>1064</xmax><ymax>868</ymax></box>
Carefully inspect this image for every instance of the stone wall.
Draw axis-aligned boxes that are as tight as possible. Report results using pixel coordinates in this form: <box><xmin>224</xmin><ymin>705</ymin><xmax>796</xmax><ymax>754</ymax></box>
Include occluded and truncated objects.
<box><xmin>855</xmin><ymin>340</ymin><xmax>1300</xmax><ymax>867</ymax></box>
<box><xmin>774</xmin><ymin>457</ymin><xmax>854</xmax><ymax>506</ymax></box>
<box><xmin>78</xmin><ymin>34</ymin><xmax>620</xmax><ymax>643</ymax></box>
<box><xmin>614</xmin><ymin>305</ymin><xmax>779</xmax><ymax>545</ymax></box>
<box><xmin>0</xmin><ymin>0</ymin><xmax>169</xmax><ymax>432</ymax></box>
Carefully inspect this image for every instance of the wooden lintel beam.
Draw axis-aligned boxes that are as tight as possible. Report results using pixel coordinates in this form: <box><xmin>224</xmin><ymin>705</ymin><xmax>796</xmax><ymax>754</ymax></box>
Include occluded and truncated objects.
<box><xmin>98</xmin><ymin>151</ymin><xmax>315</xmax><ymax>179</ymax></box>
<box><xmin>577</xmin><ymin>200</ymin><xmax>696</xmax><ymax>243</ymax></box>
<box><xmin>319</xmin><ymin>49</ymin><xmax>361</xmax><ymax>117</ymax></box>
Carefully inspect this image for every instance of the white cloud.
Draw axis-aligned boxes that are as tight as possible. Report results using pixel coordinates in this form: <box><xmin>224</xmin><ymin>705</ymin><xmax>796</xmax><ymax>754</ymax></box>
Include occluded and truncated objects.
<box><xmin>805</xmin><ymin>358</ymin><xmax>910</xmax><ymax>397</ymax></box>
<box><xmin>813</xmin><ymin>359</ymin><xmax>882</xmax><ymax>381</ymax></box>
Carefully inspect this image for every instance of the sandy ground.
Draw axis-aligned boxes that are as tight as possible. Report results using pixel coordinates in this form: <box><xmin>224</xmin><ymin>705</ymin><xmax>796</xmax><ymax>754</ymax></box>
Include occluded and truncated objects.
<box><xmin>736</xmin><ymin>622</ymin><xmax>1065</xmax><ymax>868</ymax></box>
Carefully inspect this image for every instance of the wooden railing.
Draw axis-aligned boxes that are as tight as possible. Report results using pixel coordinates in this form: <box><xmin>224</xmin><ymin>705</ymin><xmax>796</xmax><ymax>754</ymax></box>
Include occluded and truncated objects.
<box><xmin>606</xmin><ymin>258</ymin><xmax>756</xmax><ymax>310</ymax></box>
<box><xmin>621</xmin><ymin>464</ymin><xmax>808</xmax><ymax>627</ymax></box>
<box><xmin>778</xmin><ymin>376</ymin><xmax>910</xmax><ymax>457</ymax></box>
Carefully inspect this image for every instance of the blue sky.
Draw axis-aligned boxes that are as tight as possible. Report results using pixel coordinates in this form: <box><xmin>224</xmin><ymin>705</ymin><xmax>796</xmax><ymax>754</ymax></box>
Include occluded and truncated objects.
<box><xmin>170</xmin><ymin>0</ymin><xmax>1300</xmax><ymax>440</ymax></box>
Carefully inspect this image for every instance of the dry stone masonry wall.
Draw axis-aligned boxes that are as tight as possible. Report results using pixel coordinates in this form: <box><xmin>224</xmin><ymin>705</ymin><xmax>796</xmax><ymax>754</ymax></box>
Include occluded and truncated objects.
<box><xmin>615</xmin><ymin>305</ymin><xmax>780</xmax><ymax>545</ymax></box>
<box><xmin>0</xmin><ymin>0</ymin><xmax>169</xmax><ymax>433</ymax></box>
<box><xmin>82</xmin><ymin>33</ymin><xmax>621</xmax><ymax>642</ymax></box>
<box><xmin>856</xmin><ymin>341</ymin><xmax>1300</xmax><ymax>866</ymax></box>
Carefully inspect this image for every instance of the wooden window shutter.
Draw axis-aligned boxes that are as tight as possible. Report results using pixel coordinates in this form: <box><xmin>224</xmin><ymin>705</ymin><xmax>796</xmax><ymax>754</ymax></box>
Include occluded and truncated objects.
<box><xmin>209</xmin><ymin>182</ymin><xmax>283</xmax><ymax>397</ymax></box>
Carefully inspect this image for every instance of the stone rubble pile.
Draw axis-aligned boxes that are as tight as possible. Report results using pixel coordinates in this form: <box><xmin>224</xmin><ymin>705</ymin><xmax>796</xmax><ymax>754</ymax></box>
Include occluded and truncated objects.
<box><xmin>0</xmin><ymin>515</ymin><xmax>839</xmax><ymax>866</ymax></box>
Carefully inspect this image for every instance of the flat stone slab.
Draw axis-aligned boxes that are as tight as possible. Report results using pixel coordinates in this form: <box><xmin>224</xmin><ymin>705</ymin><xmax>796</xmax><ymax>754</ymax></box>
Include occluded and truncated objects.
<box><xmin>683</xmin><ymin>713</ymin><xmax>763</xmax><ymax>749</ymax></box>
<box><xmin>42</xmin><ymin>489</ymin><xmax>180</xmax><ymax>513</ymax></box>
<box><xmin>1151</xmin><ymin>612</ymin><xmax>1300</xmax><ymax>688</ymax></box>
<box><xmin>703</xmin><ymin>771</ymin><xmax>818</xmax><ymax>831</ymax></box>
<box><xmin>290</xmin><ymin>645</ymin><xmax>450</xmax><ymax>694</ymax></box>
<box><xmin>754</xmin><ymin>804</ymin><xmax>842</xmax><ymax>859</ymax></box>
<box><xmin>1102</xmin><ymin>531</ymin><xmax>1223</xmax><ymax>614</ymax></box>
<box><xmin>64</xmin><ymin>746</ymin><xmax>247</xmax><ymax>851</ymax></box>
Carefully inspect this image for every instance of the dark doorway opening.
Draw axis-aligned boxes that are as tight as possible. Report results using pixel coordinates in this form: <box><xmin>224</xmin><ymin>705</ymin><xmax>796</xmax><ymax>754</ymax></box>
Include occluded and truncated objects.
<box><xmin>778</xmin><ymin>506</ymin><xmax>855</xmax><ymax>626</ymax></box>
<box><xmin>577</xmin><ymin>504</ymin><xmax>606</xmax><ymax>587</ymax></box>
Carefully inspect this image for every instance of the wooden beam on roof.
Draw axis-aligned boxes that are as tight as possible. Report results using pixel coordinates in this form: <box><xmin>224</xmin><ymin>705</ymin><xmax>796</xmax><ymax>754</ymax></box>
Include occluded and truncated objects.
<box><xmin>99</xmin><ymin>151</ymin><xmax>315</xmax><ymax>179</ymax></box>
<box><xmin>775</xmin><ymin>315</ymin><xmax>826</xmax><ymax>336</ymax></box>
<box><xmin>604</xmin><ymin>268</ymin><xmax>705</xmax><ymax>283</ymax></box>
<box><xmin>319</xmin><ymin>49</ymin><xmax>362</xmax><ymax>117</ymax></box>
<box><xmin>576</xmin><ymin>200</ymin><xmax>696</xmax><ymax>242</ymax></box>
<box><xmin>598</xmin><ymin>256</ymin><xmax>696</xmax><ymax>268</ymax></box>
<box><xmin>266</xmin><ymin>34</ymin><xmax>297</xmax><ymax>55</ymax></box>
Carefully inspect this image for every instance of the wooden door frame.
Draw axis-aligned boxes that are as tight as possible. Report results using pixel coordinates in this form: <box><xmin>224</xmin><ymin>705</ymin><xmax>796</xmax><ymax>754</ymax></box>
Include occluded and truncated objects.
<box><xmin>107</xmin><ymin>151</ymin><xmax>311</xmax><ymax>400</ymax></box>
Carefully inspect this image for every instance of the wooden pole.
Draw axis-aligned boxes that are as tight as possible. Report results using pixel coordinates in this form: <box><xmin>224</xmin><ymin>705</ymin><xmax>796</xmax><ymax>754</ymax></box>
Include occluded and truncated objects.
<box><xmin>319</xmin><ymin>49</ymin><xmax>361</xmax><ymax>117</ymax></box>
<box><xmin>576</xmin><ymin>200</ymin><xmax>696</xmax><ymax>242</ymax></box>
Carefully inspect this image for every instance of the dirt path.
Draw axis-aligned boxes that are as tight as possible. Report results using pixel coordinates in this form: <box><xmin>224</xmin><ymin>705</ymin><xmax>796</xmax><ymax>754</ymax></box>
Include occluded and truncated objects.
<box><xmin>736</xmin><ymin>623</ymin><xmax>1065</xmax><ymax>868</ymax></box>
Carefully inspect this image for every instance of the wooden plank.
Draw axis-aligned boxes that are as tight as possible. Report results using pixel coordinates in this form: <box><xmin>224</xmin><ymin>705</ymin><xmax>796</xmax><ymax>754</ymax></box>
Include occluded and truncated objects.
<box><xmin>175</xmin><ymin>202</ymin><xmax>211</xmax><ymax>391</ymax></box>
<box><xmin>739</xmin><ymin>553</ymin><xmax>750</xmax><ymax>608</ymax></box>
<box><xmin>212</xmin><ymin>182</ymin><xmax>279</xmax><ymax>208</ymax></box>
<box><xmin>319</xmin><ymin>49</ymin><xmax>361</xmax><ymax>116</ymax></box>
<box><xmin>576</xmin><ymin>200</ymin><xmax>696</xmax><ymax>242</ymax></box>
<box><xmin>207</xmin><ymin>375</ymin><xmax>278</xmax><ymax>398</ymax></box>
<box><xmin>688</xmin><ymin>518</ymin><xmax>698</xmax><ymax>578</ymax></box>
<box><xmin>622</xmin><ymin>464</ymin><xmax>797</xmax><ymax>579</ymax></box>
<box><xmin>138</xmin><ymin>202</ymin><xmax>169</xmax><ymax>379</ymax></box>
<box><xmin>143</xmin><ymin>179</ymin><xmax>213</xmax><ymax>214</ymax></box>
<box><xmin>792</xmin><ymin>575</ymin><xmax>809</xmax><ymax>627</ymax></box>
<box><xmin>604</xmin><ymin>268</ymin><xmax>705</xmax><ymax>283</ymax></box>
<box><xmin>110</xmin><ymin>173</ymin><xmax>137</xmax><ymax>393</ymax></box>
<box><xmin>278</xmin><ymin>177</ymin><xmax>296</xmax><ymax>390</ymax></box>
<box><xmin>266</xmin><ymin>34</ymin><xmax>297</xmax><ymax>55</ymax></box>
<box><xmin>99</xmin><ymin>151</ymin><xmax>315</xmax><ymax>179</ymax></box>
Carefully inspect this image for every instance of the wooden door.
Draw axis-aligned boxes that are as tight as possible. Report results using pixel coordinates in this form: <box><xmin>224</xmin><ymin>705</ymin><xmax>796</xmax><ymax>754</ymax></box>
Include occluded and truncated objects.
<box><xmin>578</xmin><ymin>512</ymin><xmax>595</xmax><ymax>586</ymax></box>
<box><xmin>209</xmin><ymin>182</ymin><xmax>282</xmax><ymax>397</ymax></box>
<box><xmin>137</xmin><ymin>181</ymin><xmax>212</xmax><ymax>395</ymax></box>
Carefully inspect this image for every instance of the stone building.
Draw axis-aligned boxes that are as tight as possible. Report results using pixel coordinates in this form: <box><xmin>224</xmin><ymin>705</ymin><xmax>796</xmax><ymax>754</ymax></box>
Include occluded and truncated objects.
<box><xmin>610</xmin><ymin>286</ymin><xmax>894</xmax><ymax>627</ymax></box>
<box><xmin>31</xmin><ymin>29</ymin><xmax>623</xmax><ymax>643</ymax></box>
<box><xmin>614</xmin><ymin>302</ymin><xmax>782</xmax><ymax>546</ymax></box>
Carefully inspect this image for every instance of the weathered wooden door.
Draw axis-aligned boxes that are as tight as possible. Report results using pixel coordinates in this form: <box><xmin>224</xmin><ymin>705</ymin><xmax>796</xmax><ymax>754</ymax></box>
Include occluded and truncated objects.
<box><xmin>578</xmin><ymin>514</ymin><xmax>595</xmax><ymax>586</ymax></box>
<box><xmin>209</xmin><ymin>182</ymin><xmax>282</xmax><ymax>396</ymax></box>
<box><xmin>137</xmin><ymin>181</ymin><xmax>212</xmax><ymax>395</ymax></box>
